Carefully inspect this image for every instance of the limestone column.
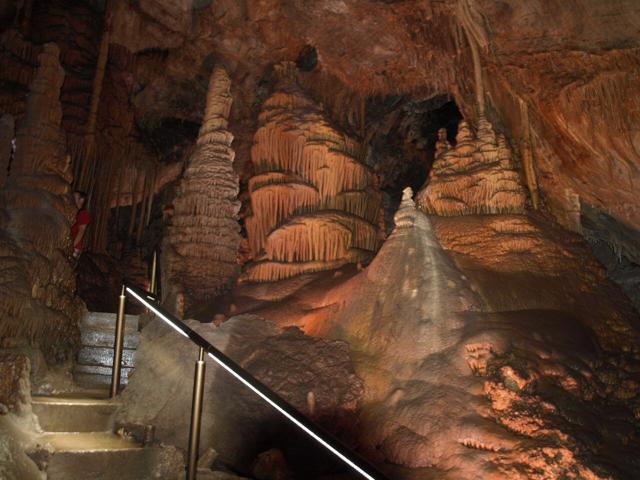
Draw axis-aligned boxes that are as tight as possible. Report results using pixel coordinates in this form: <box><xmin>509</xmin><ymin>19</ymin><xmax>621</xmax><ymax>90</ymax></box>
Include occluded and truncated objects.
<box><xmin>0</xmin><ymin>43</ymin><xmax>81</xmax><ymax>362</ymax></box>
<box><xmin>163</xmin><ymin>66</ymin><xmax>240</xmax><ymax>309</ymax></box>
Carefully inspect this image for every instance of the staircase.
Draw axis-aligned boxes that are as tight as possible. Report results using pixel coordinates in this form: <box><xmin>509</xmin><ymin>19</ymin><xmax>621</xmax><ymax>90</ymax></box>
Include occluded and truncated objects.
<box><xmin>74</xmin><ymin>312</ymin><xmax>140</xmax><ymax>386</ymax></box>
<box><xmin>30</xmin><ymin>392</ymin><xmax>184</xmax><ymax>479</ymax></box>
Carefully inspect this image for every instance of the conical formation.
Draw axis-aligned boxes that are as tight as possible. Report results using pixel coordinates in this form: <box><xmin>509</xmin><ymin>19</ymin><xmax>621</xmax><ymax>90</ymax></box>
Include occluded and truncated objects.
<box><xmin>0</xmin><ymin>43</ymin><xmax>82</xmax><ymax>361</ymax></box>
<box><xmin>242</xmin><ymin>63</ymin><xmax>380</xmax><ymax>283</ymax></box>
<box><xmin>416</xmin><ymin>117</ymin><xmax>527</xmax><ymax>216</ymax></box>
<box><xmin>164</xmin><ymin>66</ymin><xmax>240</xmax><ymax>306</ymax></box>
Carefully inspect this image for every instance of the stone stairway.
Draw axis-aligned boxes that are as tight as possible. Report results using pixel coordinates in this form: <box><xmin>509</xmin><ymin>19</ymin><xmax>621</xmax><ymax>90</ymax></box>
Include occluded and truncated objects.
<box><xmin>73</xmin><ymin>312</ymin><xmax>140</xmax><ymax>387</ymax></box>
<box><xmin>30</xmin><ymin>392</ymin><xmax>183</xmax><ymax>479</ymax></box>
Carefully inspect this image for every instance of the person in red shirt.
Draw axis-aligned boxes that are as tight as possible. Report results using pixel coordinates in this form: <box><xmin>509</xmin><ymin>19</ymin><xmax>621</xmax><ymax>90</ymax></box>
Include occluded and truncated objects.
<box><xmin>71</xmin><ymin>190</ymin><xmax>90</xmax><ymax>259</ymax></box>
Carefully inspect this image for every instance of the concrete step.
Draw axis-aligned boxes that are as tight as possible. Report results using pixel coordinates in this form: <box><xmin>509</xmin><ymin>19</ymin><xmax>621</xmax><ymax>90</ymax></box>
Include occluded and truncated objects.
<box><xmin>32</xmin><ymin>396</ymin><xmax>119</xmax><ymax>433</ymax></box>
<box><xmin>74</xmin><ymin>364</ymin><xmax>134</xmax><ymax>378</ymax></box>
<box><xmin>80</xmin><ymin>328</ymin><xmax>140</xmax><ymax>349</ymax></box>
<box><xmin>77</xmin><ymin>346</ymin><xmax>136</xmax><ymax>368</ymax></box>
<box><xmin>73</xmin><ymin>366</ymin><xmax>134</xmax><ymax>387</ymax></box>
<box><xmin>82</xmin><ymin>312</ymin><xmax>139</xmax><ymax>332</ymax></box>
<box><xmin>31</xmin><ymin>432</ymin><xmax>179</xmax><ymax>480</ymax></box>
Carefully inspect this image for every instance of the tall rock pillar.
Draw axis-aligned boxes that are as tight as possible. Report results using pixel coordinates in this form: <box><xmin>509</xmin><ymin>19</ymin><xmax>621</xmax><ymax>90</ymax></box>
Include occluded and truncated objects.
<box><xmin>163</xmin><ymin>66</ymin><xmax>240</xmax><ymax>310</ymax></box>
<box><xmin>0</xmin><ymin>43</ymin><xmax>82</xmax><ymax>362</ymax></box>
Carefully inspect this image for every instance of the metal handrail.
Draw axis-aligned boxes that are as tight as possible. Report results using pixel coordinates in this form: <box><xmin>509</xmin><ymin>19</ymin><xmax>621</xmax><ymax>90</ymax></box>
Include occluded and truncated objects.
<box><xmin>110</xmin><ymin>280</ymin><xmax>387</xmax><ymax>480</ymax></box>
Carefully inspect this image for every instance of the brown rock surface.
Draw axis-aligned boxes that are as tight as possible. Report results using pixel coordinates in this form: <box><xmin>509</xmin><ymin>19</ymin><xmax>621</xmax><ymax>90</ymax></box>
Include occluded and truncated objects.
<box><xmin>0</xmin><ymin>113</ymin><xmax>14</xmax><ymax>185</ymax></box>
<box><xmin>348</xmin><ymin>207</ymin><xmax>638</xmax><ymax>478</ymax></box>
<box><xmin>416</xmin><ymin>118</ymin><xmax>527</xmax><ymax>216</ymax></box>
<box><xmin>0</xmin><ymin>43</ymin><xmax>82</xmax><ymax>362</ymax></box>
<box><xmin>162</xmin><ymin>66</ymin><xmax>241</xmax><ymax>309</ymax></box>
<box><xmin>242</xmin><ymin>63</ymin><xmax>380</xmax><ymax>282</ymax></box>
<box><xmin>117</xmin><ymin>315</ymin><xmax>363</xmax><ymax>474</ymax></box>
<box><xmin>0</xmin><ymin>353</ymin><xmax>31</xmax><ymax>414</ymax></box>
<box><xmin>233</xmin><ymin>189</ymin><xmax>640</xmax><ymax>479</ymax></box>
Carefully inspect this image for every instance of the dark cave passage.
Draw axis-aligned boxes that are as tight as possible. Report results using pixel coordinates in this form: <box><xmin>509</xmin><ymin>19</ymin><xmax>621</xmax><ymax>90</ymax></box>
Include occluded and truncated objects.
<box><xmin>365</xmin><ymin>96</ymin><xmax>462</xmax><ymax>232</ymax></box>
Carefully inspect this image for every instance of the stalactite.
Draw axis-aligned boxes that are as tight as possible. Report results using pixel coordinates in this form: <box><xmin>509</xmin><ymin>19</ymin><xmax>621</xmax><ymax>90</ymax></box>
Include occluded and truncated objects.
<box><xmin>145</xmin><ymin>166</ymin><xmax>156</xmax><ymax>227</ymax></box>
<box><xmin>359</xmin><ymin>94</ymin><xmax>366</xmax><ymax>137</ymax></box>
<box><xmin>242</xmin><ymin>62</ymin><xmax>381</xmax><ymax>282</ymax></box>
<box><xmin>416</xmin><ymin>118</ymin><xmax>527</xmax><ymax>216</ymax></box>
<box><xmin>90</xmin><ymin>145</ymin><xmax>117</xmax><ymax>252</ymax></box>
<box><xmin>163</xmin><ymin>66</ymin><xmax>241</xmax><ymax>309</ymax></box>
<box><xmin>114</xmin><ymin>154</ymin><xmax>124</xmax><ymax>227</ymax></box>
<box><xmin>84</xmin><ymin>2</ymin><xmax>111</xmax><ymax>158</ymax></box>
<box><xmin>127</xmin><ymin>167</ymin><xmax>141</xmax><ymax>242</ymax></box>
<box><xmin>136</xmin><ymin>166</ymin><xmax>151</xmax><ymax>245</ymax></box>
<box><xmin>518</xmin><ymin>99</ymin><xmax>540</xmax><ymax>210</ymax></box>
<box><xmin>0</xmin><ymin>114</ymin><xmax>14</xmax><ymax>185</ymax></box>
<box><xmin>456</xmin><ymin>0</ymin><xmax>490</xmax><ymax>117</ymax></box>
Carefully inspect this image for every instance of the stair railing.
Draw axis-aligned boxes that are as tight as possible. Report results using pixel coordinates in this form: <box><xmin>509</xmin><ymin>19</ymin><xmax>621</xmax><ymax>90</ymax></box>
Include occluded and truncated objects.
<box><xmin>110</xmin><ymin>280</ymin><xmax>387</xmax><ymax>480</ymax></box>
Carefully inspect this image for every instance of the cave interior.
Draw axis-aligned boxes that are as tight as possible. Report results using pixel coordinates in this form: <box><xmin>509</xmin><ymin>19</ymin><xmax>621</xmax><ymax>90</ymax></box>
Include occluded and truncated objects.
<box><xmin>0</xmin><ymin>1</ymin><xmax>640</xmax><ymax>480</ymax></box>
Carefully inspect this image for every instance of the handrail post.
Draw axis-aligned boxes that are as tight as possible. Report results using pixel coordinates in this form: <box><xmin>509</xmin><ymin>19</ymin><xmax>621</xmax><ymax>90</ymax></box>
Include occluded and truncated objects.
<box><xmin>150</xmin><ymin>250</ymin><xmax>157</xmax><ymax>295</ymax></box>
<box><xmin>110</xmin><ymin>285</ymin><xmax>126</xmax><ymax>398</ymax></box>
<box><xmin>187</xmin><ymin>347</ymin><xmax>206</xmax><ymax>480</ymax></box>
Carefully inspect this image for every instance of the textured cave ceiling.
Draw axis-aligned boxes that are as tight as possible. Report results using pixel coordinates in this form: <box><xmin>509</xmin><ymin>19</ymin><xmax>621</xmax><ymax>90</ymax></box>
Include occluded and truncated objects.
<box><xmin>101</xmin><ymin>0</ymin><xmax>640</xmax><ymax>235</ymax></box>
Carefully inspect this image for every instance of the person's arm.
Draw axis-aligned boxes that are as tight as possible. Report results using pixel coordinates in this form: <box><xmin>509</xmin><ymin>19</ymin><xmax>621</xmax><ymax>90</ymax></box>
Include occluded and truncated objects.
<box><xmin>73</xmin><ymin>224</ymin><xmax>87</xmax><ymax>249</ymax></box>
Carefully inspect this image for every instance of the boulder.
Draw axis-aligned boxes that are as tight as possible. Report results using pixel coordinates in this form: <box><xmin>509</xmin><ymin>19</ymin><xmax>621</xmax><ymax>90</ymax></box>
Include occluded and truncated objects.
<box><xmin>117</xmin><ymin>314</ymin><xmax>364</xmax><ymax>475</ymax></box>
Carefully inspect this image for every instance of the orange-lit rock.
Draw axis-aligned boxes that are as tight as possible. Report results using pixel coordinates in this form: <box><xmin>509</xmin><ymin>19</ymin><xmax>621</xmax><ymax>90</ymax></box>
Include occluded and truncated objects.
<box><xmin>242</xmin><ymin>63</ymin><xmax>380</xmax><ymax>282</ymax></box>
<box><xmin>234</xmin><ymin>189</ymin><xmax>640</xmax><ymax>479</ymax></box>
<box><xmin>416</xmin><ymin>117</ymin><xmax>527</xmax><ymax>216</ymax></box>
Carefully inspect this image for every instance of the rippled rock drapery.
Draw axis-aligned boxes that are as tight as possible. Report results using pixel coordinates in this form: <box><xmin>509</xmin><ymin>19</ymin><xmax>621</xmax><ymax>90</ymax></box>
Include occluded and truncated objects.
<box><xmin>116</xmin><ymin>315</ymin><xmax>363</xmax><ymax>474</ymax></box>
<box><xmin>242</xmin><ymin>62</ymin><xmax>380</xmax><ymax>283</ymax></box>
<box><xmin>0</xmin><ymin>43</ymin><xmax>82</xmax><ymax>362</ymax></box>
<box><xmin>163</xmin><ymin>66</ymin><xmax>241</xmax><ymax>309</ymax></box>
<box><xmin>416</xmin><ymin>117</ymin><xmax>527</xmax><ymax>216</ymax></box>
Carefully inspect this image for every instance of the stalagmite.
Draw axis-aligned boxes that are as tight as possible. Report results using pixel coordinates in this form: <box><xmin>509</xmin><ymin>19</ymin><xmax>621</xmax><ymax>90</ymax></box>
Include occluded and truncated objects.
<box><xmin>416</xmin><ymin>118</ymin><xmax>527</xmax><ymax>216</ymax></box>
<box><xmin>242</xmin><ymin>63</ymin><xmax>381</xmax><ymax>282</ymax></box>
<box><xmin>84</xmin><ymin>3</ymin><xmax>111</xmax><ymax>158</ymax></box>
<box><xmin>0</xmin><ymin>43</ymin><xmax>82</xmax><ymax>361</ymax></box>
<box><xmin>163</xmin><ymin>66</ymin><xmax>241</xmax><ymax>309</ymax></box>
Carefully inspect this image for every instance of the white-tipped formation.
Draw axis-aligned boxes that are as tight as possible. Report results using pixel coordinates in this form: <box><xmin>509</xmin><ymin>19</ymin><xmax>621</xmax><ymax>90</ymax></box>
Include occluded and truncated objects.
<box><xmin>243</xmin><ymin>62</ymin><xmax>381</xmax><ymax>282</ymax></box>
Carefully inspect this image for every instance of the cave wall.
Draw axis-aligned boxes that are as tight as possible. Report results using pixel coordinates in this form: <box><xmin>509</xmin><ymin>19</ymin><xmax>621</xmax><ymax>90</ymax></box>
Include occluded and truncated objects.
<box><xmin>453</xmin><ymin>1</ymin><xmax>640</xmax><ymax>235</ymax></box>
<box><xmin>106</xmin><ymin>0</ymin><xmax>640</xmax><ymax>259</ymax></box>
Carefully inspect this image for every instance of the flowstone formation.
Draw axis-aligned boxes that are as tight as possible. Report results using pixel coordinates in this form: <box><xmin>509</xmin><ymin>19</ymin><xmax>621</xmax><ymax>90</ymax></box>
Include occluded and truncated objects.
<box><xmin>416</xmin><ymin>117</ymin><xmax>527</xmax><ymax>216</ymax></box>
<box><xmin>242</xmin><ymin>63</ymin><xmax>380</xmax><ymax>283</ymax></box>
<box><xmin>306</xmin><ymin>188</ymin><xmax>640</xmax><ymax>479</ymax></box>
<box><xmin>163</xmin><ymin>66</ymin><xmax>241</xmax><ymax>309</ymax></box>
<box><xmin>0</xmin><ymin>43</ymin><xmax>82</xmax><ymax>362</ymax></box>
